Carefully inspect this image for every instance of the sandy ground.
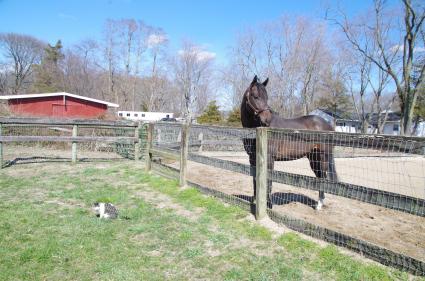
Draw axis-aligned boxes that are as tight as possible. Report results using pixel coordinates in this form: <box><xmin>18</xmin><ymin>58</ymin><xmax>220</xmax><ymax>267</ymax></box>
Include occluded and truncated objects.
<box><xmin>199</xmin><ymin>151</ymin><xmax>425</xmax><ymax>199</ymax></box>
<box><xmin>165</xmin><ymin>152</ymin><xmax>425</xmax><ymax>262</ymax></box>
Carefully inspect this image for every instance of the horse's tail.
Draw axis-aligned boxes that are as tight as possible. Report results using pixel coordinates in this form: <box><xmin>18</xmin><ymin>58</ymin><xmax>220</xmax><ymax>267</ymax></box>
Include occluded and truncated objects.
<box><xmin>327</xmin><ymin>150</ymin><xmax>338</xmax><ymax>182</ymax></box>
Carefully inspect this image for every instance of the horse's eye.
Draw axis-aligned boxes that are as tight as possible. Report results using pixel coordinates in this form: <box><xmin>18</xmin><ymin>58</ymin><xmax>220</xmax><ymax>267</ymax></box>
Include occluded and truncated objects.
<box><xmin>254</xmin><ymin>96</ymin><xmax>259</xmax><ymax>99</ymax></box>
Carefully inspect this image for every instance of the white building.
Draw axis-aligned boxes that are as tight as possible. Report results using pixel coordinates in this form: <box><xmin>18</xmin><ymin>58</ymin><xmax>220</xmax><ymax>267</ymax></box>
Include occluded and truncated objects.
<box><xmin>310</xmin><ymin>109</ymin><xmax>359</xmax><ymax>133</ymax></box>
<box><xmin>310</xmin><ymin>109</ymin><xmax>425</xmax><ymax>137</ymax></box>
<box><xmin>117</xmin><ymin>111</ymin><xmax>174</xmax><ymax>122</ymax></box>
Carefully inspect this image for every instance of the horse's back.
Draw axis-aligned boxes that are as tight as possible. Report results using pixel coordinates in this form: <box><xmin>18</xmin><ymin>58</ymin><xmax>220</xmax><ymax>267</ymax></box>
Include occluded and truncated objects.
<box><xmin>268</xmin><ymin>114</ymin><xmax>334</xmax><ymax>160</ymax></box>
<box><xmin>270</xmin><ymin>115</ymin><xmax>333</xmax><ymax>132</ymax></box>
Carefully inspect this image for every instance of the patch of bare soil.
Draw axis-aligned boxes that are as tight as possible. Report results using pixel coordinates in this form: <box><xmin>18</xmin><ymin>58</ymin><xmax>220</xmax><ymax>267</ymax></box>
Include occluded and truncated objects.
<box><xmin>132</xmin><ymin>185</ymin><xmax>204</xmax><ymax>222</ymax></box>
<box><xmin>44</xmin><ymin>199</ymin><xmax>86</xmax><ymax>209</ymax></box>
<box><xmin>167</xmin><ymin>159</ymin><xmax>425</xmax><ymax>262</ymax></box>
<box><xmin>1</xmin><ymin>160</ymin><xmax>114</xmax><ymax>179</ymax></box>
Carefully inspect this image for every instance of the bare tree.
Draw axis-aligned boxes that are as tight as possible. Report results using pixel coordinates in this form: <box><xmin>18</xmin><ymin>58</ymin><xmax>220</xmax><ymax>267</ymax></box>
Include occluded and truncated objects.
<box><xmin>143</xmin><ymin>28</ymin><xmax>169</xmax><ymax>111</ymax></box>
<box><xmin>369</xmin><ymin>64</ymin><xmax>394</xmax><ymax>133</ymax></box>
<box><xmin>329</xmin><ymin>0</ymin><xmax>425</xmax><ymax>135</ymax></box>
<box><xmin>224</xmin><ymin>29</ymin><xmax>260</xmax><ymax>110</ymax></box>
<box><xmin>226</xmin><ymin>16</ymin><xmax>332</xmax><ymax>117</ymax></box>
<box><xmin>62</xmin><ymin>39</ymin><xmax>102</xmax><ymax>98</ymax></box>
<box><xmin>0</xmin><ymin>33</ymin><xmax>44</xmax><ymax>94</ymax></box>
<box><xmin>171</xmin><ymin>40</ymin><xmax>215</xmax><ymax>121</ymax></box>
<box><xmin>347</xmin><ymin>49</ymin><xmax>372</xmax><ymax>133</ymax></box>
<box><xmin>102</xmin><ymin>20</ymin><xmax>120</xmax><ymax>104</ymax></box>
<box><xmin>0</xmin><ymin>63</ymin><xmax>8</xmax><ymax>94</ymax></box>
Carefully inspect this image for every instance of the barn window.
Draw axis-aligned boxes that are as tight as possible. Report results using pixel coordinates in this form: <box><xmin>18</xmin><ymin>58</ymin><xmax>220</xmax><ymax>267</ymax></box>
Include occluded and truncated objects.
<box><xmin>142</xmin><ymin>114</ymin><xmax>145</xmax><ymax>117</ymax></box>
<box><xmin>134</xmin><ymin>113</ymin><xmax>138</xmax><ymax>117</ymax></box>
<box><xmin>127</xmin><ymin>113</ymin><xmax>130</xmax><ymax>117</ymax></box>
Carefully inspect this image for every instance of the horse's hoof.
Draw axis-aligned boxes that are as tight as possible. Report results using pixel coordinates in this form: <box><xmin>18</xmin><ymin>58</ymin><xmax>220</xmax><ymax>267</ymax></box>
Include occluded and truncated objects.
<box><xmin>315</xmin><ymin>200</ymin><xmax>323</xmax><ymax>211</ymax></box>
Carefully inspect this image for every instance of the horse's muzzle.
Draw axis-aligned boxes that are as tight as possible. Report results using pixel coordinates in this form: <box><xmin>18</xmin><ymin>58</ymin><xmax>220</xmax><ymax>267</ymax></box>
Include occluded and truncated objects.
<box><xmin>257</xmin><ymin>108</ymin><xmax>272</xmax><ymax>127</ymax></box>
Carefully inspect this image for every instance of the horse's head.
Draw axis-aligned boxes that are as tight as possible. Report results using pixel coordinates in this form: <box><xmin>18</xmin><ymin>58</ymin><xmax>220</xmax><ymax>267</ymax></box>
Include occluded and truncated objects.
<box><xmin>243</xmin><ymin>75</ymin><xmax>272</xmax><ymax>126</ymax></box>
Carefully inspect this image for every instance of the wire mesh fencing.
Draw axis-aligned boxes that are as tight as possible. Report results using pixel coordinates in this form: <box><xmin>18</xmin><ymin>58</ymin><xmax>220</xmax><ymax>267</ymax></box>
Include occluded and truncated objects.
<box><xmin>148</xmin><ymin>122</ymin><xmax>425</xmax><ymax>276</ymax></box>
<box><xmin>264</xmin><ymin>128</ymin><xmax>425</xmax><ymax>275</ymax></box>
<box><xmin>266</xmin><ymin>129</ymin><xmax>425</xmax><ymax>212</ymax></box>
<box><xmin>0</xmin><ymin>118</ymin><xmax>145</xmax><ymax>167</ymax></box>
<box><xmin>150</xmin><ymin>122</ymin><xmax>182</xmax><ymax>177</ymax></box>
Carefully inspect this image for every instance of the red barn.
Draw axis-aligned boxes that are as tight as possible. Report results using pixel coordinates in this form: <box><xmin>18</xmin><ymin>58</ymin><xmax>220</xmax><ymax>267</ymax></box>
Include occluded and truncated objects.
<box><xmin>0</xmin><ymin>92</ymin><xmax>119</xmax><ymax>118</ymax></box>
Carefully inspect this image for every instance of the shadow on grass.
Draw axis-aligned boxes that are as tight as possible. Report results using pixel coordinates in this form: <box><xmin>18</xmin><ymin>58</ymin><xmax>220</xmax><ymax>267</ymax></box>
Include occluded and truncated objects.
<box><xmin>2</xmin><ymin>156</ymin><xmax>127</xmax><ymax>168</ymax></box>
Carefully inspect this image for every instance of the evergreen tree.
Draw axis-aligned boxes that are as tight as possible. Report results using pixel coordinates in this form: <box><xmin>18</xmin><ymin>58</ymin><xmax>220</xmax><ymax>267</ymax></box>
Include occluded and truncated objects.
<box><xmin>317</xmin><ymin>78</ymin><xmax>353</xmax><ymax>118</ymax></box>
<box><xmin>32</xmin><ymin>40</ymin><xmax>64</xmax><ymax>92</ymax></box>
<box><xmin>197</xmin><ymin>101</ymin><xmax>222</xmax><ymax>124</ymax></box>
<box><xmin>227</xmin><ymin>107</ymin><xmax>241</xmax><ymax>126</ymax></box>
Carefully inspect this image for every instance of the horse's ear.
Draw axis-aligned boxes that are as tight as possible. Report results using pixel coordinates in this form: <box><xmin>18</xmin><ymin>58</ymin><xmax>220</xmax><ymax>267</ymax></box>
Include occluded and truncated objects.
<box><xmin>251</xmin><ymin>75</ymin><xmax>258</xmax><ymax>85</ymax></box>
<box><xmin>262</xmin><ymin>78</ymin><xmax>269</xmax><ymax>87</ymax></box>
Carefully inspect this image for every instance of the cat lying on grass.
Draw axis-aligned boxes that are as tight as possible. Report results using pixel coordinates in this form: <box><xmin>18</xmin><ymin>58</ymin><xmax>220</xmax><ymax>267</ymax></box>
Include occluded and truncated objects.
<box><xmin>93</xmin><ymin>202</ymin><xmax>130</xmax><ymax>219</ymax></box>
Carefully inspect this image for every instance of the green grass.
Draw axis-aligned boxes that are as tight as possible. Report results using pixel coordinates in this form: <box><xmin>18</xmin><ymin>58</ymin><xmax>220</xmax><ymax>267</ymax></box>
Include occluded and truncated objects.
<box><xmin>0</xmin><ymin>162</ymin><xmax>421</xmax><ymax>281</ymax></box>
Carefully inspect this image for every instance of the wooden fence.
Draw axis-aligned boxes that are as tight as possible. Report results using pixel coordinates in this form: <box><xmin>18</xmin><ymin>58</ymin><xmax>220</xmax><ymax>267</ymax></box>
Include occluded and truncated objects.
<box><xmin>0</xmin><ymin>117</ymin><xmax>143</xmax><ymax>167</ymax></box>
<box><xmin>145</xmin><ymin>123</ymin><xmax>425</xmax><ymax>218</ymax></box>
<box><xmin>1</xmin><ymin>118</ymin><xmax>424</xmax><ymax>275</ymax></box>
<box><xmin>144</xmin><ymin>122</ymin><xmax>425</xmax><ymax>275</ymax></box>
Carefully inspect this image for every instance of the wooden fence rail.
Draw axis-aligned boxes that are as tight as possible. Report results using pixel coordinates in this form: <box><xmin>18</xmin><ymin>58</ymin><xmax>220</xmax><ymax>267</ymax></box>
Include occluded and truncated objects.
<box><xmin>1</xmin><ymin>119</ymin><xmax>424</xmax><ymax>275</ymax></box>
<box><xmin>147</xmin><ymin>123</ymin><xmax>425</xmax><ymax>275</ymax></box>
<box><xmin>0</xmin><ymin>117</ymin><xmax>138</xmax><ymax>127</ymax></box>
<box><xmin>0</xmin><ymin>117</ymin><xmax>142</xmax><ymax>167</ymax></box>
<box><xmin>149</xmin><ymin>124</ymin><xmax>425</xmax><ymax>217</ymax></box>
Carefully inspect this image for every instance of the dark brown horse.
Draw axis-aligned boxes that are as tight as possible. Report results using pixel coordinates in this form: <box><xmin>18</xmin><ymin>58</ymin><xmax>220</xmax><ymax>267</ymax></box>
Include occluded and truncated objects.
<box><xmin>241</xmin><ymin>75</ymin><xmax>338</xmax><ymax>210</ymax></box>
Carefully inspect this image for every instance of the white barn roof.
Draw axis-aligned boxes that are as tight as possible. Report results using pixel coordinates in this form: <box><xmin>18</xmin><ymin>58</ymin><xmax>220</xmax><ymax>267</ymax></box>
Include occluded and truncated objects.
<box><xmin>0</xmin><ymin>92</ymin><xmax>119</xmax><ymax>108</ymax></box>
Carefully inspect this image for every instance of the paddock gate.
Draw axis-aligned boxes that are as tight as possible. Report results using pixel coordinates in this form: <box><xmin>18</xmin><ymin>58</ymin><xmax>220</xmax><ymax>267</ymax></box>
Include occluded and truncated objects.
<box><xmin>1</xmin><ymin>117</ymin><xmax>424</xmax><ymax>275</ymax></box>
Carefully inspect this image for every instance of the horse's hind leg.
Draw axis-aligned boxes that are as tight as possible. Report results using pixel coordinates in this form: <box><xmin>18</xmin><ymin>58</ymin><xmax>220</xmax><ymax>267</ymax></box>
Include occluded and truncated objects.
<box><xmin>326</xmin><ymin>149</ymin><xmax>338</xmax><ymax>182</ymax></box>
<box><xmin>307</xmin><ymin>149</ymin><xmax>327</xmax><ymax>210</ymax></box>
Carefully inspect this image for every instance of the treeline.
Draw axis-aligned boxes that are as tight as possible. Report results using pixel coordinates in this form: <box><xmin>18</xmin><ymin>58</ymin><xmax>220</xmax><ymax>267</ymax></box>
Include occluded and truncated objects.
<box><xmin>0</xmin><ymin>0</ymin><xmax>424</xmax><ymax>135</ymax></box>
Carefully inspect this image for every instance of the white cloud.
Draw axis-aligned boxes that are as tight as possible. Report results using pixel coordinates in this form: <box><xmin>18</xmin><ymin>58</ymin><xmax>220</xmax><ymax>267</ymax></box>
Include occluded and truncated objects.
<box><xmin>390</xmin><ymin>44</ymin><xmax>425</xmax><ymax>53</ymax></box>
<box><xmin>415</xmin><ymin>47</ymin><xmax>425</xmax><ymax>52</ymax></box>
<box><xmin>178</xmin><ymin>46</ymin><xmax>216</xmax><ymax>62</ymax></box>
<box><xmin>196</xmin><ymin>50</ymin><xmax>216</xmax><ymax>61</ymax></box>
<box><xmin>0</xmin><ymin>63</ymin><xmax>14</xmax><ymax>73</ymax></box>
<box><xmin>147</xmin><ymin>34</ymin><xmax>167</xmax><ymax>48</ymax></box>
<box><xmin>58</xmin><ymin>13</ymin><xmax>77</xmax><ymax>21</ymax></box>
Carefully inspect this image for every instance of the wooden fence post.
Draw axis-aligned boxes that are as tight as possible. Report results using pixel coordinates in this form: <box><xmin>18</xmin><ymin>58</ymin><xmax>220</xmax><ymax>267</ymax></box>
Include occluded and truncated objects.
<box><xmin>0</xmin><ymin>123</ymin><xmax>3</xmax><ymax>169</ymax></box>
<box><xmin>179</xmin><ymin>122</ymin><xmax>189</xmax><ymax>187</ymax></box>
<box><xmin>255</xmin><ymin>127</ymin><xmax>268</xmax><ymax>220</ymax></box>
<box><xmin>134</xmin><ymin>122</ymin><xmax>141</xmax><ymax>162</ymax></box>
<box><xmin>72</xmin><ymin>125</ymin><xmax>78</xmax><ymax>164</ymax></box>
<box><xmin>145</xmin><ymin>123</ymin><xmax>153</xmax><ymax>172</ymax></box>
<box><xmin>198</xmin><ymin>132</ymin><xmax>203</xmax><ymax>152</ymax></box>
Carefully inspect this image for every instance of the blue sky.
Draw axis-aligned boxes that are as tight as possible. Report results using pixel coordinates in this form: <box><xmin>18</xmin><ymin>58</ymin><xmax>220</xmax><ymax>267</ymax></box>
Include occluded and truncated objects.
<box><xmin>0</xmin><ymin>0</ymin><xmax>376</xmax><ymax>63</ymax></box>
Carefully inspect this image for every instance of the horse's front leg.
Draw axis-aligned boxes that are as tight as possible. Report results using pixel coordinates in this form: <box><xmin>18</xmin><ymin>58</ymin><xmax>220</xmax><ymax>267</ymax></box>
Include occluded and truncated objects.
<box><xmin>267</xmin><ymin>156</ymin><xmax>274</xmax><ymax>209</ymax></box>
<box><xmin>249</xmin><ymin>155</ymin><xmax>256</xmax><ymax>203</ymax></box>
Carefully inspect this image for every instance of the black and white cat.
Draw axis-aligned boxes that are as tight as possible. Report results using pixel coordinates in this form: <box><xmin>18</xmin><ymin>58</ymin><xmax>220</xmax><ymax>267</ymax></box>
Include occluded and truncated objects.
<box><xmin>93</xmin><ymin>202</ymin><xmax>119</xmax><ymax>219</ymax></box>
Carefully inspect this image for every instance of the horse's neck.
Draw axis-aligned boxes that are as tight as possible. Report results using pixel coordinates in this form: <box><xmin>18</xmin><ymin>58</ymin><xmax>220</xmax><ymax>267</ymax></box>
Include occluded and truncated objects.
<box><xmin>241</xmin><ymin>109</ymin><xmax>260</xmax><ymax>128</ymax></box>
<box><xmin>240</xmin><ymin>100</ymin><xmax>254</xmax><ymax>128</ymax></box>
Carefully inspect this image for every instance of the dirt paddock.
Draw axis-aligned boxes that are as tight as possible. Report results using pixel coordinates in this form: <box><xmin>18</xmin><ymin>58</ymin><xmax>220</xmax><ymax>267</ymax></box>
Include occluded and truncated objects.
<box><xmin>167</xmin><ymin>151</ymin><xmax>425</xmax><ymax>262</ymax></box>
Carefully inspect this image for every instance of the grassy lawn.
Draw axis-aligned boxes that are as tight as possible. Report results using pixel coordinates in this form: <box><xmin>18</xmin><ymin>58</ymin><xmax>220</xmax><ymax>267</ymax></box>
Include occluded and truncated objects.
<box><xmin>0</xmin><ymin>162</ymin><xmax>421</xmax><ymax>281</ymax></box>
